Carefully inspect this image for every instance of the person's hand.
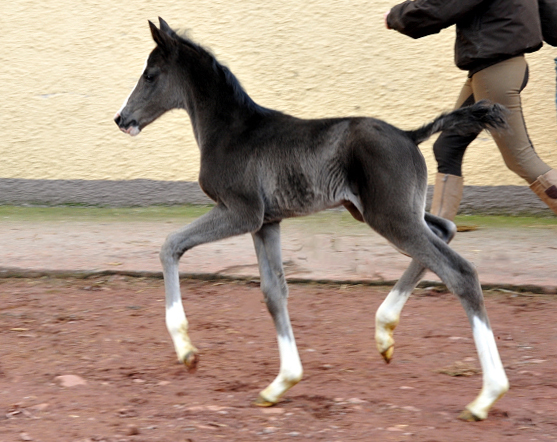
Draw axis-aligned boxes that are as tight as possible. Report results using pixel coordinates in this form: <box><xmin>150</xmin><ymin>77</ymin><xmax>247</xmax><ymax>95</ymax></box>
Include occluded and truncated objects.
<box><xmin>384</xmin><ymin>10</ymin><xmax>391</xmax><ymax>29</ymax></box>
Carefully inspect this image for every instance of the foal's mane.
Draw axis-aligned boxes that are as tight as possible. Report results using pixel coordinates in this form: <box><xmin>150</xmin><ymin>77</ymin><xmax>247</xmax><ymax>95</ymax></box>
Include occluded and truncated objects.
<box><xmin>168</xmin><ymin>26</ymin><xmax>270</xmax><ymax>115</ymax></box>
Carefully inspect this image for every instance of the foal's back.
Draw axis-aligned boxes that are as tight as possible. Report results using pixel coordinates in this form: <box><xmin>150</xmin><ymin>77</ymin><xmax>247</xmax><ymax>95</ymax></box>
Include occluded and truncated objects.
<box><xmin>198</xmin><ymin>111</ymin><xmax>423</xmax><ymax>222</ymax></box>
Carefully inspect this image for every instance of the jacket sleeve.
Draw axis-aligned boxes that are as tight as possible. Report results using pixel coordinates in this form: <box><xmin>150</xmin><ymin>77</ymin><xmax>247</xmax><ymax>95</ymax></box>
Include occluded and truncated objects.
<box><xmin>539</xmin><ymin>0</ymin><xmax>557</xmax><ymax>46</ymax></box>
<box><xmin>387</xmin><ymin>0</ymin><xmax>486</xmax><ymax>39</ymax></box>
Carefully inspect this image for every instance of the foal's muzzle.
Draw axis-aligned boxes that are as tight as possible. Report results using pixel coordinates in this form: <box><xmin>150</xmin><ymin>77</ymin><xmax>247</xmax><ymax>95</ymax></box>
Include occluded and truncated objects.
<box><xmin>114</xmin><ymin>113</ymin><xmax>141</xmax><ymax>136</ymax></box>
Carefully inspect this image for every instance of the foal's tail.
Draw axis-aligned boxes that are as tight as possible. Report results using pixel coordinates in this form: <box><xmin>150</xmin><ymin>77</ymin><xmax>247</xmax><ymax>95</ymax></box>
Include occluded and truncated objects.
<box><xmin>406</xmin><ymin>100</ymin><xmax>508</xmax><ymax>145</ymax></box>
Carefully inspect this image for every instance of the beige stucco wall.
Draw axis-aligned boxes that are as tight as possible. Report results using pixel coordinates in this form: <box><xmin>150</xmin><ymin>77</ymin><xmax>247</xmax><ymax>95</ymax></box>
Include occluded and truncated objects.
<box><xmin>2</xmin><ymin>0</ymin><xmax>556</xmax><ymax>186</ymax></box>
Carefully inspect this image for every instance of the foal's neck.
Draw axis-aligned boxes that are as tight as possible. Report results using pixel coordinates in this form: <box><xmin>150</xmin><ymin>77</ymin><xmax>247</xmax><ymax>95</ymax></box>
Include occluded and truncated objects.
<box><xmin>177</xmin><ymin>47</ymin><xmax>270</xmax><ymax>148</ymax></box>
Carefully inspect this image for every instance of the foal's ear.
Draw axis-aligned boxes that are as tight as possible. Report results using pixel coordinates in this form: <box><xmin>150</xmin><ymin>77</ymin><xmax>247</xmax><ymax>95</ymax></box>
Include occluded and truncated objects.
<box><xmin>158</xmin><ymin>17</ymin><xmax>173</xmax><ymax>35</ymax></box>
<box><xmin>148</xmin><ymin>20</ymin><xmax>173</xmax><ymax>53</ymax></box>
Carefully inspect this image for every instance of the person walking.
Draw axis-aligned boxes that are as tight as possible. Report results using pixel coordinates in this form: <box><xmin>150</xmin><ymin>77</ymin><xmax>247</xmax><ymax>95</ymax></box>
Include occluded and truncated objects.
<box><xmin>385</xmin><ymin>0</ymin><xmax>557</xmax><ymax>219</ymax></box>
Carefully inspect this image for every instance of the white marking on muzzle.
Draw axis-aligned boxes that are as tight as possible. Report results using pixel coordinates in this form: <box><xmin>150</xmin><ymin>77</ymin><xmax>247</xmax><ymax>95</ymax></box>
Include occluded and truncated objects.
<box><xmin>127</xmin><ymin>126</ymin><xmax>141</xmax><ymax>137</ymax></box>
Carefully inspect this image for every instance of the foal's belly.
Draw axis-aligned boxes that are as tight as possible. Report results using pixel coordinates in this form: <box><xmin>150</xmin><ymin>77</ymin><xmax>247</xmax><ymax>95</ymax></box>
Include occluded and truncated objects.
<box><xmin>261</xmin><ymin>160</ymin><xmax>349</xmax><ymax>221</ymax></box>
<box><xmin>262</xmin><ymin>187</ymin><xmax>343</xmax><ymax>222</ymax></box>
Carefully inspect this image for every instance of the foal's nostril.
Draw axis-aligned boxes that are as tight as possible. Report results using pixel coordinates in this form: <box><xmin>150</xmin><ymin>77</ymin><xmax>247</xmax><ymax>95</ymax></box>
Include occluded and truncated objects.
<box><xmin>114</xmin><ymin>114</ymin><xmax>122</xmax><ymax>126</ymax></box>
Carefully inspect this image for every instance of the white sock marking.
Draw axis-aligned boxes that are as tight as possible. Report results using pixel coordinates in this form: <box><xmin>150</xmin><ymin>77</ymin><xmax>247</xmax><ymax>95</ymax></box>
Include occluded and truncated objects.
<box><xmin>165</xmin><ymin>299</ymin><xmax>195</xmax><ymax>361</ymax></box>
<box><xmin>466</xmin><ymin>316</ymin><xmax>509</xmax><ymax>419</ymax></box>
<box><xmin>277</xmin><ymin>334</ymin><xmax>302</xmax><ymax>380</ymax></box>
<box><xmin>260</xmin><ymin>335</ymin><xmax>303</xmax><ymax>403</ymax></box>
<box><xmin>376</xmin><ymin>288</ymin><xmax>407</xmax><ymax>326</ymax></box>
<box><xmin>375</xmin><ymin>288</ymin><xmax>412</xmax><ymax>354</ymax></box>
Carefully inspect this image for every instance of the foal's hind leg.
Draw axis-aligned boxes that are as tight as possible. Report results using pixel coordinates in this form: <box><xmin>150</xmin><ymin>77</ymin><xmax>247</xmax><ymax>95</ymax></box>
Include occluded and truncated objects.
<box><xmin>447</xmin><ymin>269</ymin><xmax>509</xmax><ymax>421</ymax></box>
<box><xmin>160</xmin><ymin>204</ymin><xmax>262</xmax><ymax>370</ymax></box>
<box><xmin>251</xmin><ymin>222</ymin><xmax>303</xmax><ymax>406</ymax></box>
<box><xmin>370</xmin><ymin>214</ymin><xmax>508</xmax><ymax>420</ymax></box>
<box><xmin>375</xmin><ymin>259</ymin><xmax>426</xmax><ymax>362</ymax></box>
<box><xmin>375</xmin><ymin>213</ymin><xmax>456</xmax><ymax>362</ymax></box>
<box><xmin>408</xmin><ymin>232</ymin><xmax>508</xmax><ymax>420</ymax></box>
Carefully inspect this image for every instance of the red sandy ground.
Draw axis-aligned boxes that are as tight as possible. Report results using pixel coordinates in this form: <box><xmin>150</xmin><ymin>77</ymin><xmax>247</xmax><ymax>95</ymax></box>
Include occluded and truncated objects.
<box><xmin>1</xmin><ymin>276</ymin><xmax>556</xmax><ymax>442</ymax></box>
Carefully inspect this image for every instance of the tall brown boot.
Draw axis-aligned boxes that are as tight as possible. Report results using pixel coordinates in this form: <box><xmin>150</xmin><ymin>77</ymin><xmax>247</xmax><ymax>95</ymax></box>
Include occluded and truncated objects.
<box><xmin>529</xmin><ymin>169</ymin><xmax>557</xmax><ymax>216</ymax></box>
<box><xmin>430</xmin><ymin>173</ymin><xmax>464</xmax><ymax>221</ymax></box>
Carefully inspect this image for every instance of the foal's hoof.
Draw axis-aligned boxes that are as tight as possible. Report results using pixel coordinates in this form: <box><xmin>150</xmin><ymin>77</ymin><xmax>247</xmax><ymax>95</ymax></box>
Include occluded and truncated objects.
<box><xmin>381</xmin><ymin>345</ymin><xmax>394</xmax><ymax>364</ymax></box>
<box><xmin>182</xmin><ymin>351</ymin><xmax>199</xmax><ymax>373</ymax></box>
<box><xmin>253</xmin><ymin>394</ymin><xmax>277</xmax><ymax>407</ymax></box>
<box><xmin>458</xmin><ymin>409</ymin><xmax>483</xmax><ymax>422</ymax></box>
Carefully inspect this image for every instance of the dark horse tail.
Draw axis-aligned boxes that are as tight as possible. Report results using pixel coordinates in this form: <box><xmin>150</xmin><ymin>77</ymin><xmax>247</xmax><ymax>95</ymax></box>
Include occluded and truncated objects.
<box><xmin>406</xmin><ymin>100</ymin><xmax>508</xmax><ymax>145</ymax></box>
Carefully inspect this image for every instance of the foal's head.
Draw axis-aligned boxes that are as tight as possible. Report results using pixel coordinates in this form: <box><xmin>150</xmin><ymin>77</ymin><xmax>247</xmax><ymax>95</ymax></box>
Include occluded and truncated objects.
<box><xmin>114</xmin><ymin>18</ymin><xmax>191</xmax><ymax>136</ymax></box>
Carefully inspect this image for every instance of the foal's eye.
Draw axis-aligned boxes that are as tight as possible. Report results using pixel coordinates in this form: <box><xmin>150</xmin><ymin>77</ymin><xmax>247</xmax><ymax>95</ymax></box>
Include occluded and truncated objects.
<box><xmin>144</xmin><ymin>74</ymin><xmax>155</xmax><ymax>83</ymax></box>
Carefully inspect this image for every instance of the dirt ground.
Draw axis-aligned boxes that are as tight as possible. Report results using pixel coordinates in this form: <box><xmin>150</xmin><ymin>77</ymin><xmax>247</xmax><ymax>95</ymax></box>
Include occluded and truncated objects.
<box><xmin>1</xmin><ymin>276</ymin><xmax>556</xmax><ymax>442</ymax></box>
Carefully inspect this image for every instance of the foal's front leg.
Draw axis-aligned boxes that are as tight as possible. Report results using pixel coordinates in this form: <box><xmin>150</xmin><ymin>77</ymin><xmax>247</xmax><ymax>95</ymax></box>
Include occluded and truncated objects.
<box><xmin>160</xmin><ymin>205</ymin><xmax>260</xmax><ymax>370</ymax></box>
<box><xmin>252</xmin><ymin>222</ymin><xmax>303</xmax><ymax>406</ymax></box>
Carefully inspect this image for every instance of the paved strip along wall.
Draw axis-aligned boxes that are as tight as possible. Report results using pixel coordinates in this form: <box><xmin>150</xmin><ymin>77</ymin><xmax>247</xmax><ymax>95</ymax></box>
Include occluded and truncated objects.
<box><xmin>1</xmin><ymin>0</ymin><xmax>556</xmax><ymax>213</ymax></box>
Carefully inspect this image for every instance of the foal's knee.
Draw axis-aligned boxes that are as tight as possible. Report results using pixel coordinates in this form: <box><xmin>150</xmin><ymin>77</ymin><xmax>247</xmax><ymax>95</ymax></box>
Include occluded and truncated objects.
<box><xmin>159</xmin><ymin>232</ymin><xmax>184</xmax><ymax>266</ymax></box>
<box><xmin>261</xmin><ymin>278</ymin><xmax>288</xmax><ymax>316</ymax></box>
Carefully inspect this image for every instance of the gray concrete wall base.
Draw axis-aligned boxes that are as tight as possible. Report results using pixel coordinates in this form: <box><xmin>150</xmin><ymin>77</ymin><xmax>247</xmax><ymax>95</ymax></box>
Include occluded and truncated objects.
<box><xmin>0</xmin><ymin>178</ymin><xmax>213</xmax><ymax>207</ymax></box>
<box><xmin>0</xmin><ymin>178</ymin><xmax>553</xmax><ymax>216</ymax></box>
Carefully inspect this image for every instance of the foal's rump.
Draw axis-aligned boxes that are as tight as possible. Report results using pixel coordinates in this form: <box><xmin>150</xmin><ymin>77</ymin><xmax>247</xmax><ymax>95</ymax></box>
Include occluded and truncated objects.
<box><xmin>349</xmin><ymin>101</ymin><xmax>506</xmax><ymax>251</ymax></box>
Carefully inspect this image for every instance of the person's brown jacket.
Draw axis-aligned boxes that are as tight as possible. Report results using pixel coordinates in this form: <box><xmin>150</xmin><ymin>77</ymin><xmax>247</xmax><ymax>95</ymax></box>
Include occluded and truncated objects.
<box><xmin>387</xmin><ymin>0</ymin><xmax>544</xmax><ymax>72</ymax></box>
